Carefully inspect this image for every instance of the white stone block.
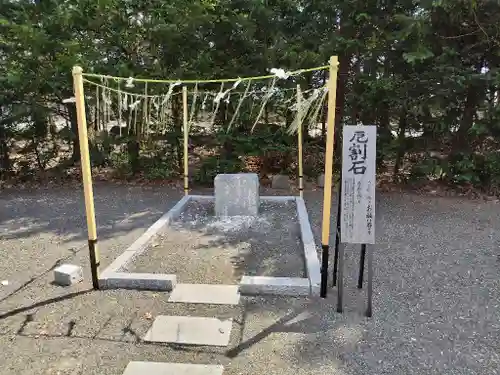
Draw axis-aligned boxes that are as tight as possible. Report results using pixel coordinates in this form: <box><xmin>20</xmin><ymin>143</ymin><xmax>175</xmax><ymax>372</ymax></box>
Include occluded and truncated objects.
<box><xmin>53</xmin><ymin>264</ymin><xmax>83</xmax><ymax>286</ymax></box>
<box><xmin>271</xmin><ymin>174</ymin><xmax>290</xmax><ymax>189</ymax></box>
<box><xmin>214</xmin><ymin>173</ymin><xmax>259</xmax><ymax>217</ymax></box>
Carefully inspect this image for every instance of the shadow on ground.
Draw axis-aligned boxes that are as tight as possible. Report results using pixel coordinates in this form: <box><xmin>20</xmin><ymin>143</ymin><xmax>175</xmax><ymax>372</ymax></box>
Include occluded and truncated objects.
<box><xmin>126</xmin><ymin>197</ymin><xmax>305</xmax><ymax>283</ymax></box>
<box><xmin>0</xmin><ymin>185</ymin><xmax>499</xmax><ymax>374</ymax></box>
<box><xmin>0</xmin><ymin>183</ymin><xmax>184</xmax><ymax>243</ymax></box>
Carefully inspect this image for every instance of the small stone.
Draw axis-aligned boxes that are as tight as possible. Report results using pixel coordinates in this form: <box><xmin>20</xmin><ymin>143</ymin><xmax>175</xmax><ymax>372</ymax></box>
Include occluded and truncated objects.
<box><xmin>271</xmin><ymin>174</ymin><xmax>290</xmax><ymax>189</ymax></box>
<box><xmin>53</xmin><ymin>264</ymin><xmax>83</xmax><ymax>286</ymax></box>
<box><xmin>1</xmin><ymin>280</ymin><xmax>8</xmax><ymax>286</ymax></box>
<box><xmin>317</xmin><ymin>174</ymin><xmax>325</xmax><ymax>188</ymax></box>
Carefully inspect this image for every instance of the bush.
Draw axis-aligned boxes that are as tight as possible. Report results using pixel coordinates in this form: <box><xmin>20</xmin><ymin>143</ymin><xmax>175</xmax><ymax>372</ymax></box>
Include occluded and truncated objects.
<box><xmin>194</xmin><ymin>155</ymin><xmax>243</xmax><ymax>186</ymax></box>
<box><xmin>109</xmin><ymin>150</ymin><xmax>132</xmax><ymax>178</ymax></box>
<box><xmin>143</xmin><ymin>160</ymin><xmax>178</xmax><ymax>180</ymax></box>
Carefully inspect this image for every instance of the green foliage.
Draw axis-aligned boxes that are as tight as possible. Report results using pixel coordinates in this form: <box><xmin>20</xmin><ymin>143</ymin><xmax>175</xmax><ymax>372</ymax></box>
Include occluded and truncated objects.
<box><xmin>1</xmin><ymin>0</ymin><xmax>500</xmax><ymax>194</ymax></box>
<box><xmin>410</xmin><ymin>157</ymin><xmax>443</xmax><ymax>181</ymax></box>
<box><xmin>402</xmin><ymin>49</ymin><xmax>435</xmax><ymax>64</ymax></box>
<box><xmin>195</xmin><ymin>156</ymin><xmax>243</xmax><ymax>185</ymax></box>
<box><xmin>447</xmin><ymin>152</ymin><xmax>500</xmax><ymax>187</ymax></box>
<box><xmin>218</xmin><ymin>128</ymin><xmax>294</xmax><ymax>157</ymax></box>
<box><xmin>140</xmin><ymin>150</ymin><xmax>179</xmax><ymax>181</ymax></box>
<box><xmin>109</xmin><ymin>151</ymin><xmax>132</xmax><ymax>178</ymax></box>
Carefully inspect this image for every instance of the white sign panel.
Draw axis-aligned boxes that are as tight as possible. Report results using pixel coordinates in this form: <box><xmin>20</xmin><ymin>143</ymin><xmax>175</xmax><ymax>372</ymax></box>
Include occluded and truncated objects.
<box><xmin>340</xmin><ymin>125</ymin><xmax>376</xmax><ymax>244</ymax></box>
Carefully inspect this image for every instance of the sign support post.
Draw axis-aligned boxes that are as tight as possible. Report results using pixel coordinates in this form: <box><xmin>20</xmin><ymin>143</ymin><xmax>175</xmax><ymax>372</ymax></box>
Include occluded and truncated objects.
<box><xmin>331</xmin><ymin>180</ymin><xmax>342</xmax><ymax>288</ymax></box>
<box><xmin>336</xmin><ymin>125</ymin><xmax>377</xmax><ymax>317</ymax></box>
<box><xmin>358</xmin><ymin>244</ymin><xmax>366</xmax><ymax>289</ymax></box>
<box><xmin>366</xmin><ymin>243</ymin><xmax>374</xmax><ymax>317</ymax></box>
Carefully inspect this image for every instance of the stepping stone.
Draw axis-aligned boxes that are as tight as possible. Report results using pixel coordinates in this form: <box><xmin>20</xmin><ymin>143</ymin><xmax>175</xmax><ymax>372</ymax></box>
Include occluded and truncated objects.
<box><xmin>143</xmin><ymin>316</ymin><xmax>233</xmax><ymax>346</ymax></box>
<box><xmin>122</xmin><ymin>362</ymin><xmax>224</xmax><ymax>375</ymax></box>
<box><xmin>168</xmin><ymin>284</ymin><xmax>240</xmax><ymax>305</ymax></box>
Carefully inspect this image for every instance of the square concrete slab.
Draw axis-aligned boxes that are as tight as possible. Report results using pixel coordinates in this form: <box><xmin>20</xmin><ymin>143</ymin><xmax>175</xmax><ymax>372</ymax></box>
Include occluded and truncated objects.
<box><xmin>143</xmin><ymin>316</ymin><xmax>233</xmax><ymax>346</ymax></box>
<box><xmin>168</xmin><ymin>284</ymin><xmax>240</xmax><ymax>305</ymax></box>
<box><xmin>122</xmin><ymin>362</ymin><xmax>224</xmax><ymax>375</ymax></box>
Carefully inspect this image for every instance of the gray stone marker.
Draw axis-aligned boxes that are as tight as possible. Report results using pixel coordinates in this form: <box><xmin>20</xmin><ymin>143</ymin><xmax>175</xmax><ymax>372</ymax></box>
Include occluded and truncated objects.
<box><xmin>143</xmin><ymin>315</ymin><xmax>233</xmax><ymax>346</ymax></box>
<box><xmin>122</xmin><ymin>362</ymin><xmax>224</xmax><ymax>375</ymax></box>
<box><xmin>317</xmin><ymin>173</ymin><xmax>325</xmax><ymax>188</ymax></box>
<box><xmin>271</xmin><ymin>174</ymin><xmax>290</xmax><ymax>189</ymax></box>
<box><xmin>214</xmin><ymin>173</ymin><xmax>259</xmax><ymax>216</ymax></box>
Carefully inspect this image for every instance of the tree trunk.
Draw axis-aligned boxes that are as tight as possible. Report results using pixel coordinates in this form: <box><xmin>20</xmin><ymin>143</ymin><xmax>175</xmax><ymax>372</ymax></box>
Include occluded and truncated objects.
<box><xmin>171</xmin><ymin>92</ymin><xmax>183</xmax><ymax>171</ymax></box>
<box><xmin>452</xmin><ymin>84</ymin><xmax>478</xmax><ymax>152</ymax></box>
<box><xmin>333</xmin><ymin>54</ymin><xmax>350</xmax><ymax>157</ymax></box>
<box><xmin>393</xmin><ymin>108</ymin><xmax>407</xmax><ymax>179</ymax></box>
<box><xmin>350</xmin><ymin>55</ymin><xmax>361</xmax><ymax>124</ymax></box>
<box><xmin>452</xmin><ymin>61</ymin><xmax>483</xmax><ymax>153</ymax></box>
<box><xmin>321</xmin><ymin>70</ymin><xmax>327</xmax><ymax>139</ymax></box>
<box><xmin>0</xmin><ymin>124</ymin><xmax>10</xmax><ymax>179</ymax></box>
<box><xmin>66</xmin><ymin>103</ymin><xmax>80</xmax><ymax>162</ymax></box>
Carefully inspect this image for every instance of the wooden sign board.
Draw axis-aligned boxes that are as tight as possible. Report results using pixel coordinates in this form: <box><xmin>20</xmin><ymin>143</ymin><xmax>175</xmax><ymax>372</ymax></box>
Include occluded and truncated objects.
<box><xmin>340</xmin><ymin>125</ymin><xmax>377</xmax><ymax>244</ymax></box>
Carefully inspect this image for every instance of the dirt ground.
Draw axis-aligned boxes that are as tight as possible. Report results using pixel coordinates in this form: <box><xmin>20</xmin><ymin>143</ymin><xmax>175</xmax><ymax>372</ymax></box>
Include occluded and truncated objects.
<box><xmin>126</xmin><ymin>199</ymin><xmax>304</xmax><ymax>283</ymax></box>
<box><xmin>0</xmin><ymin>183</ymin><xmax>499</xmax><ymax>375</ymax></box>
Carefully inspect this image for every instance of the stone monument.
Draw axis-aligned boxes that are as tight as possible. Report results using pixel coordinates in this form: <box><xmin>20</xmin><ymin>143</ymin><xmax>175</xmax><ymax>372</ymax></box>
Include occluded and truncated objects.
<box><xmin>214</xmin><ymin>173</ymin><xmax>259</xmax><ymax>216</ymax></box>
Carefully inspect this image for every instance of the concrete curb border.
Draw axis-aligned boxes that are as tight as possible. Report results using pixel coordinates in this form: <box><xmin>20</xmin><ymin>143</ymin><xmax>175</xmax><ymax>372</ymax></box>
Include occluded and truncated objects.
<box><xmin>295</xmin><ymin>196</ymin><xmax>321</xmax><ymax>296</ymax></box>
<box><xmin>98</xmin><ymin>195</ymin><xmax>191</xmax><ymax>290</ymax></box>
<box><xmin>239</xmin><ymin>276</ymin><xmax>310</xmax><ymax>296</ymax></box>
<box><xmin>99</xmin><ymin>194</ymin><xmax>321</xmax><ymax>297</ymax></box>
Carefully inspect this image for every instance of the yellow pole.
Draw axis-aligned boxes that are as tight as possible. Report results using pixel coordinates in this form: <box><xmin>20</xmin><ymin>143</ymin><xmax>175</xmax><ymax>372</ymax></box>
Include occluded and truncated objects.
<box><xmin>72</xmin><ymin>66</ymin><xmax>100</xmax><ymax>289</ymax></box>
<box><xmin>319</xmin><ymin>56</ymin><xmax>339</xmax><ymax>298</ymax></box>
<box><xmin>182</xmin><ymin>86</ymin><xmax>189</xmax><ymax>195</ymax></box>
<box><xmin>297</xmin><ymin>84</ymin><xmax>304</xmax><ymax>198</ymax></box>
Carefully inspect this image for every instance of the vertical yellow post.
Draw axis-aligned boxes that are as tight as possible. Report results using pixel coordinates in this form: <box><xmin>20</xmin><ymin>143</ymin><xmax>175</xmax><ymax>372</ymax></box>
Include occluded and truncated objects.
<box><xmin>297</xmin><ymin>84</ymin><xmax>304</xmax><ymax>198</ymax></box>
<box><xmin>72</xmin><ymin>66</ymin><xmax>100</xmax><ymax>289</ymax></box>
<box><xmin>182</xmin><ymin>86</ymin><xmax>189</xmax><ymax>196</ymax></box>
<box><xmin>320</xmin><ymin>56</ymin><xmax>339</xmax><ymax>298</ymax></box>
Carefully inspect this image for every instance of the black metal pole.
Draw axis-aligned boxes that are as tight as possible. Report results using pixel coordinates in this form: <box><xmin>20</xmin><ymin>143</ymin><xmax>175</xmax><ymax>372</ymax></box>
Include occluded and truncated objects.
<box><xmin>366</xmin><ymin>244</ymin><xmax>373</xmax><ymax>317</ymax></box>
<box><xmin>332</xmin><ymin>173</ymin><xmax>342</xmax><ymax>287</ymax></box>
<box><xmin>333</xmin><ymin>191</ymin><xmax>342</xmax><ymax>286</ymax></box>
<box><xmin>320</xmin><ymin>244</ymin><xmax>329</xmax><ymax>298</ymax></box>
<box><xmin>358</xmin><ymin>244</ymin><xmax>366</xmax><ymax>289</ymax></box>
<box><xmin>337</xmin><ymin>243</ymin><xmax>344</xmax><ymax>313</ymax></box>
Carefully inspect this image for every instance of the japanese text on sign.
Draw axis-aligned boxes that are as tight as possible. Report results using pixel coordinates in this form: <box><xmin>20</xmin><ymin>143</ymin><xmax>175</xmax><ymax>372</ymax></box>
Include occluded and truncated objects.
<box><xmin>340</xmin><ymin>125</ymin><xmax>376</xmax><ymax>244</ymax></box>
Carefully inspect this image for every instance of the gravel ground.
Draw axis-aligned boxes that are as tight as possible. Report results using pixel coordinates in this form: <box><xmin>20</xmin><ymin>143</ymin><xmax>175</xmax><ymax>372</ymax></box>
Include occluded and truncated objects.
<box><xmin>0</xmin><ymin>183</ymin><xmax>499</xmax><ymax>375</ymax></box>
<box><xmin>127</xmin><ymin>199</ymin><xmax>304</xmax><ymax>283</ymax></box>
